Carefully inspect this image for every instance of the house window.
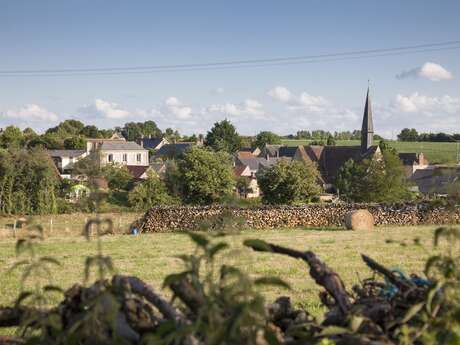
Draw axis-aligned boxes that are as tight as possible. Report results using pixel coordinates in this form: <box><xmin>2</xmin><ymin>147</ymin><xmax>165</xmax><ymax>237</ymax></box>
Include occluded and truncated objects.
<box><xmin>136</xmin><ymin>153</ymin><xmax>142</xmax><ymax>162</ymax></box>
<box><xmin>123</xmin><ymin>153</ymin><xmax>127</xmax><ymax>162</ymax></box>
<box><xmin>108</xmin><ymin>154</ymin><xmax>113</xmax><ymax>163</ymax></box>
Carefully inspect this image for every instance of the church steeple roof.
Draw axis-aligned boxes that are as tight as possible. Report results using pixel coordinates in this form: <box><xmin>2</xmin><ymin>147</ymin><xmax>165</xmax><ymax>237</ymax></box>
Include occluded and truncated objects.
<box><xmin>361</xmin><ymin>87</ymin><xmax>374</xmax><ymax>153</ymax></box>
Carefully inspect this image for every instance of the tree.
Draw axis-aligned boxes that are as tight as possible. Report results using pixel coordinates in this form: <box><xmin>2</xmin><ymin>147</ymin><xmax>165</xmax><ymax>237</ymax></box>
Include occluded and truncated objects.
<box><xmin>336</xmin><ymin>150</ymin><xmax>412</xmax><ymax>202</ymax></box>
<box><xmin>326</xmin><ymin>135</ymin><xmax>336</xmax><ymax>146</ymax></box>
<box><xmin>398</xmin><ymin>128</ymin><xmax>419</xmax><ymax>142</ymax></box>
<box><xmin>176</xmin><ymin>147</ymin><xmax>235</xmax><ymax>204</ymax></box>
<box><xmin>257</xmin><ymin>160</ymin><xmax>321</xmax><ymax>204</ymax></box>
<box><xmin>252</xmin><ymin>131</ymin><xmax>281</xmax><ymax>149</ymax></box>
<box><xmin>128</xmin><ymin>172</ymin><xmax>176</xmax><ymax>210</ymax></box>
<box><xmin>205</xmin><ymin>120</ymin><xmax>241</xmax><ymax>154</ymax></box>
<box><xmin>121</xmin><ymin>121</ymin><xmax>162</xmax><ymax>141</ymax></box>
<box><xmin>0</xmin><ymin>148</ymin><xmax>59</xmax><ymax>215</ymax></box>
<box><xmin>0</xmin><ymin>126</ymin><xmax>24</xmax><ymax>148</ymax></box>
<box><xmin>64</xmin><ymin>136</ymin><xmax>86</xmax><ymax>149</ymax></box>
<box><xmin>101</xmin><ymin>164</ymin><xmax>133</xmax><ymax>191</ymax></box>
<box><xmin>80</xmin><ymin>125</ymin><xmax>102</xmax><ymax>138</ymax></box>
<box><xmin>164</xmin><ymin>128</ymin><xmax>181</xmax><ymax>143</ymax></box>
<box><xmin>46</xmin><ymin>120</ymin><xmax>85</xmax><ymax>137</ymax></box>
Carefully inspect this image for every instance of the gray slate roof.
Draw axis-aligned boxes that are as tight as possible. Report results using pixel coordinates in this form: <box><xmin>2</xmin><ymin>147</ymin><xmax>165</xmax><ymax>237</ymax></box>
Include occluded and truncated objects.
<box><xmin>141</xmin><ymin>137</ymin><xmax>166</xmax><ymax>149</ymax></box>
<box><xmin>48</xmin><ymin>150</ymin><xmax>86</xmax><ymax>158</ymax></box>
<box><xmin>100</xmin><ymin>141</ymin><xmax>145</xmax><ymax>151</ymax></box>
<box><xmin>154</xmin><ymin>143</ymin><xmax>193</xmax><ymax>158</ymax></box>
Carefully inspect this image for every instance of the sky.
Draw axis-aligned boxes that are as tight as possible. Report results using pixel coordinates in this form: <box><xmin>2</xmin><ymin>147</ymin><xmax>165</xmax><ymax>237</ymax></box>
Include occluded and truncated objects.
<box><xmin>1</xmin><ymin>0</ymin><xmax>459</xmax><ymax>138</ymax></box>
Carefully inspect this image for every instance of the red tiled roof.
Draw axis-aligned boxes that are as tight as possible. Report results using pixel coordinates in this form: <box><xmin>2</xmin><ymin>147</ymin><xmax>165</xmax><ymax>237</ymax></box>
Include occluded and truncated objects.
<box><xmin>127</xmin><ymin>165</ymin><xmax>149</xmax><ymax>179</ymax></box>
<box><xmin>237</xmin><ymin>151</ymin><xmax>255</xmax><ymax>158</ymax></box>
<box><xmin>233</xmin><ymin>165</ymin><xmax>250</xmax><ymax>177</ymax></box>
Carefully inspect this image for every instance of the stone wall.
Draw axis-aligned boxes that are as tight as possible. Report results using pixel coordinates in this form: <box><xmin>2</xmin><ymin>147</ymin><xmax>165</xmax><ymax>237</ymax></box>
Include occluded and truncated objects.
<box><xmin>139</xmin><ymin>203</ymin><xmax>460</xmax><ymax>232</ymax></box>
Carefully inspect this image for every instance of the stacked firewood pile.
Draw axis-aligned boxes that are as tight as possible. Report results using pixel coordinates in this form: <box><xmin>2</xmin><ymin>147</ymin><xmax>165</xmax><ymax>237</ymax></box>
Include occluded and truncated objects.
<box><xmin>139</xmin><ymin>203</ymin><xmax>460</xmax><ymax>232</ymax></box>
<box><xmin>0</xmin><ymin>237</ymin><xmax>452</xmax><ymax>345</ymax></box>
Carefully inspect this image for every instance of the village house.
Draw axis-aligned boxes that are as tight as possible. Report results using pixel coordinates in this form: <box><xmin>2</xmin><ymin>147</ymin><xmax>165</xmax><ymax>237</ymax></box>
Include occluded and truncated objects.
<box><xmin>48</xmin><ymin>149</ymin><xmax>88</xmax><ymax>178</ymax></box>
<box><xmin>48</xmin><ymin>132</ymin><xmax>149</xmax><ymax>179</ymax></box>
<box><xmin>233</xmin><ymin>165</ymin><xmax>260</xmax><ymax>198</ymax></box>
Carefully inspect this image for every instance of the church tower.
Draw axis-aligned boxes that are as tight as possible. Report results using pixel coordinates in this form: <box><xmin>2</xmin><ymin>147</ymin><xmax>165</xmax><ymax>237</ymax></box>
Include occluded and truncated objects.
<box><xmin>361</xmin><ymin>87</ymin><xmax>374</xmax><ymax>154</ymax></box>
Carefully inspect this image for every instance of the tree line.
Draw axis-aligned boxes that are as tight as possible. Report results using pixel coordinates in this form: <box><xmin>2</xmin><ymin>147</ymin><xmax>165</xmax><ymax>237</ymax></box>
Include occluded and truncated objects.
<box><xmin>397</xmin><ymin>128</ymin><xmax>460</xmax><ymax>142</ymax></box>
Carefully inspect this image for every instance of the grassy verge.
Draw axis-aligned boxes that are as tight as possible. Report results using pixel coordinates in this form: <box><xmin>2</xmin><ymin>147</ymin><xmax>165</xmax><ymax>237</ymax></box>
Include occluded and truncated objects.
<box><xmin>0</xmin><ymin>225</ymin><xmax>440</xmax><ymax>316</ymax></box>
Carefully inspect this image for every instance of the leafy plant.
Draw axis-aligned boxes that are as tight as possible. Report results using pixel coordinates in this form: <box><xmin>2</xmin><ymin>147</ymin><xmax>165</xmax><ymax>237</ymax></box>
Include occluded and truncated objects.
<box><xmin>9</xmin><ymin>219</ymin><xmax>63</xmax><ymax>343</ymax></box>
<box><xmin>160</xmin><ymin>232</ymin><xmax>289</xmax><ymax>345</ymax></box>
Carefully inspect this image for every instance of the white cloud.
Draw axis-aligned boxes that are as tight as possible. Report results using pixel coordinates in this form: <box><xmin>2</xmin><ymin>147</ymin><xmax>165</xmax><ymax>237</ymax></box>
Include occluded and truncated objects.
<box><xmin>396</xmin><ymin>62</ymin><xmax>453</xmax><ymax>81</ymax></box>
<box><xmin>206</xmin><ymin>98</ymin><xmax>265</xmax><ymax>117</ymax></box>
<box><xmin>268</xmin><ymin>86</ymin><xmax>328</xmax><ymax>112</ymax></box>
<box><xmin>3</xmin><ymin>104</ymin><xmax>58</xmax><ymax>122</ymax></box>
<box><xmin>393</xmin><ymin>92</ymin><xmax>460</xmax><ymax>114</ymax></box>
<box><xmin>79</xmin><ymin>99</ymin><xmax>130</xmax><ymax>119</ymax></box>
<box><xmin>267</xmin><ymin>86</ymin><xmax>292</xmax><ymax>102</ymax></box>
<box><xmin>162</xmin><ymin>97</ymin><xmax>192</xmax><ymax>119</ymax></box>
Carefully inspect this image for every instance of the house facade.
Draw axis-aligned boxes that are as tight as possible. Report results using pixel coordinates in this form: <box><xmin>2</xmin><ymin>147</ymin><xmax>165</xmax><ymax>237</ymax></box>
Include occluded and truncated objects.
<box><xmin>48</xmin><ymin>149</ymin><xmax>88</xmax><ymax>178</ymax></box>
<box><xmin>48</xmin><ymin>133</ymin><xmax>149</xmax><ymax>178</ymax></box>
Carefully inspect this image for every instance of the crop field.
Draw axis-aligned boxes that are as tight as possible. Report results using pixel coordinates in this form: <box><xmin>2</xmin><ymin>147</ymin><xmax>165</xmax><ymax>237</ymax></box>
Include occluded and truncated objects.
<box><xmin>0</xmin><ymin>224</ymin><xmax>442</xmax><ymax>319</ymax></box>
<box><xmin>281</xmin><ymin>139</ymin><xmax>459</xmax><ymax>164</ymax></box>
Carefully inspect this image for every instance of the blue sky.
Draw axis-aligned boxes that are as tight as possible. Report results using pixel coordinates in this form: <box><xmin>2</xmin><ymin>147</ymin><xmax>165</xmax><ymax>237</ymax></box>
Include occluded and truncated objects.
<box><xmin>1</xmin><ymin>0</ymin><xmax>459</xmax><ymax>136</ymax></box>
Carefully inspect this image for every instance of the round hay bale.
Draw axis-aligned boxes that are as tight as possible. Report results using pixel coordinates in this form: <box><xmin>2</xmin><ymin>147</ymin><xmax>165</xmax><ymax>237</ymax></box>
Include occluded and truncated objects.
<box><xmin>344</xmin><ymin>209</ymin><xmax>374</xmax><ymax>231</ymax></box>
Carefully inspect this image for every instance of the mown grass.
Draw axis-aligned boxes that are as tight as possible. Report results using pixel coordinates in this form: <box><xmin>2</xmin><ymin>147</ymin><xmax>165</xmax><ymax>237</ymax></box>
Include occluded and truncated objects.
<box><xmin>281</xmin><ymin>139</ymin><xmax>459</xmax><ymax>164</ymax></box>
<box><xmin>0</xmin><ymin>225</ymin><xmax>441</xmax><ymax>317</ymax></box>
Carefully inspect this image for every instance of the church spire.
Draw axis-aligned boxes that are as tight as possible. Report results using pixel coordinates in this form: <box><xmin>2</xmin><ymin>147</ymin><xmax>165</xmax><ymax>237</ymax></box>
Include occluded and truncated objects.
<box><xmin>361</xmin><ymin>87</ymin><xmax>374</xmax><ymax>153</ymax></box>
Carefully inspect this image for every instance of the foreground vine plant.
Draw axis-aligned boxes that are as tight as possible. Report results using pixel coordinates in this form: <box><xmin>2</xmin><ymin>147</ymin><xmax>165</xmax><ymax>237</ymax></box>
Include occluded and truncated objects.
<box><xmin>0</xmin><ymin>226</ymin><xmax>459</xmax><ymax>345</ymax></box>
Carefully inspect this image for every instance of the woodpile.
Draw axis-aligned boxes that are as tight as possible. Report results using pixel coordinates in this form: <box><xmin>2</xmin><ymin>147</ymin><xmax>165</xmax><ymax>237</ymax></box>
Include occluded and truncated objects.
<box><xmin>344</xmin><ymin>209</ymin><xmax>374</xmax><ymax>230</ymax></box>
<box><xmin>139</xmin><ymin>203</ymin><xmax>460</xmax><ymax>232</ymax></box>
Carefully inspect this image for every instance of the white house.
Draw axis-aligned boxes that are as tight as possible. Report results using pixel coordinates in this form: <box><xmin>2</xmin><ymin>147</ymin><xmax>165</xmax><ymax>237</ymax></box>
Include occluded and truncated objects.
<box><xmin>48</xmin><ymin>150</ymin><xmax>88</xmax><ymax>178</ymax></box>
<box><xmin>99</xmin><ymin>141</ymin><xmax>149</xmax><ymax>166</ymax></box>
<box><xmin>48</xmin><ymin>133</ymin><xmax>149</xmax><ymax>178</ymax></box>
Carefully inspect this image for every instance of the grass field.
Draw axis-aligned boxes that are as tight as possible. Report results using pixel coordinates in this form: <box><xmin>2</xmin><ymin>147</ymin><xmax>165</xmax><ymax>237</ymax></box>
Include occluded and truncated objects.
<box><xmin>0</xmin><ymin>212</ymin><xmax>143</xmax><ymax>239</ymax></box>
<box><xmin>0</xmin><ymin>225</ymin><xmax>442</xmax><ymax>317</ymax></box>
<box><xmin>281</xmin><ymin>139</ymin><xmax>459</xmax><ymax>164</ymax></box>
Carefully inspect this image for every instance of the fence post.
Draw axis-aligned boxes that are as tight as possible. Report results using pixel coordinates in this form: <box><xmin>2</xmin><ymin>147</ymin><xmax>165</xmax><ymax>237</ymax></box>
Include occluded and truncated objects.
<box><xmin>13</xmin><ymin>219</ymin><xmax>17</xmax><ymax>239</ymax></box>
<box><xmin>50</xmin><ymin>218</ymin><xmax>53</xmax><ymax>235</ymax></box>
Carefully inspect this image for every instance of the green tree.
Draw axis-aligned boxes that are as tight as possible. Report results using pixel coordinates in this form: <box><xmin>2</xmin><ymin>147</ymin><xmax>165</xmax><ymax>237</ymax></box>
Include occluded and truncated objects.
<box><xmin>205</xmin><ymin>120</ymin><xmax>241</xmax><ymax>154</ymax></box>
<box><xmin>39</xmin><ymin>133</ymin><xmax>64</xmax><ymax>149</ymax></box>
<box><xmin>128</xmin><ymin>172</ymin><xmax>176</xmax><ymax>210</ymax></box>
<box><xmin>252</xmin><ymin>131</ymin><xmax>281</xmax><ymax>149</ymax></box>
<box><xmin>164</xmin><ymin>128</ymin><xmax>181</xmax><ymax>143</ymax></box>
<box><xmin>176</xmin><ymin>147</ymin><xmax>235</xmax><ymax>204</ymax></box>
<box><xmin>64</xmin><ymin>136</ymin><xmax>86</xmax><ymax>149</ymax></box>
<box><xmin>120</xmin><ymin>121</ymin><xmax>162</xmax><ymax>141</ymax></box>
<box><xmin>101</xmin><ymin>164</ymin><xmax>133</xmax><ymax>191</ymax></box>
<box><xmin>326</xmin><ymin>135</ymin><xmax>336</xmax><ymax>146</ymax></box>
<box><xmin>257</xmin><ymin>160</ymin><xmax>321</xmax><ymax>204</ymax></box>
<box><xmin>80</xmin><ymin>125</ymin><xmax>102</xmax><ymax>138</ymax></box>
<box><xmin>336</xmin><ymin>150</ymin><xmax>411</xmax><ymax>202</ymax></box>
<box><xmin>397</xmin><ymin>128</ymin><xmax>419</xmax><ymax>142</ymax></box>
<box><xmin>46</xmin><ymin>119</ymin><xmax>85</xmax><ymax>137</ymax></box>
<box><xmin>0</xmin><ymin>148</ymin><xmax>59</xmax><ymax>215</ymax></box>
<box><xmin>0</xmin><ymin>126</ymin><xmax>24</xmax><ymax>148</ymax></box>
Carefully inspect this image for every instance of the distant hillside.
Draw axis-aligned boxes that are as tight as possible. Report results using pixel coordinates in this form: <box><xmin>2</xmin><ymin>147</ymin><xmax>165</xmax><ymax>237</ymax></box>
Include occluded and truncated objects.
<box><xmin>281</xmin><ymin>139</ymin><xmax>458</xmax><ymax>164</ymax></box>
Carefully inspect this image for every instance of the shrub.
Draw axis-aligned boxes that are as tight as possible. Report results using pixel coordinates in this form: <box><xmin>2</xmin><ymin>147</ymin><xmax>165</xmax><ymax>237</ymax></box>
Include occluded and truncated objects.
<box><xmin>128</xmin><ymin>172</ymin><xmax>176</xmax><ymax>211</ymax></box>
<box><xmin>176</xmin><ymin>147</ymin><xmax>235</xmax><ymax>204</ymax></box>
<box><xmin>257</xmin><ymin>159</ymin><xmax>321</xmax><ymax>204</ymax></box>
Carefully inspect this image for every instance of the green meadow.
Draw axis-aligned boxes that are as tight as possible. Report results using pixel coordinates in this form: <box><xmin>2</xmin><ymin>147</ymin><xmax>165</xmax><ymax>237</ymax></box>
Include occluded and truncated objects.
<box><xmin>281</xmin><ymin>139</ymin><xmax>459</xmax><ymax>164</ymax></box>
